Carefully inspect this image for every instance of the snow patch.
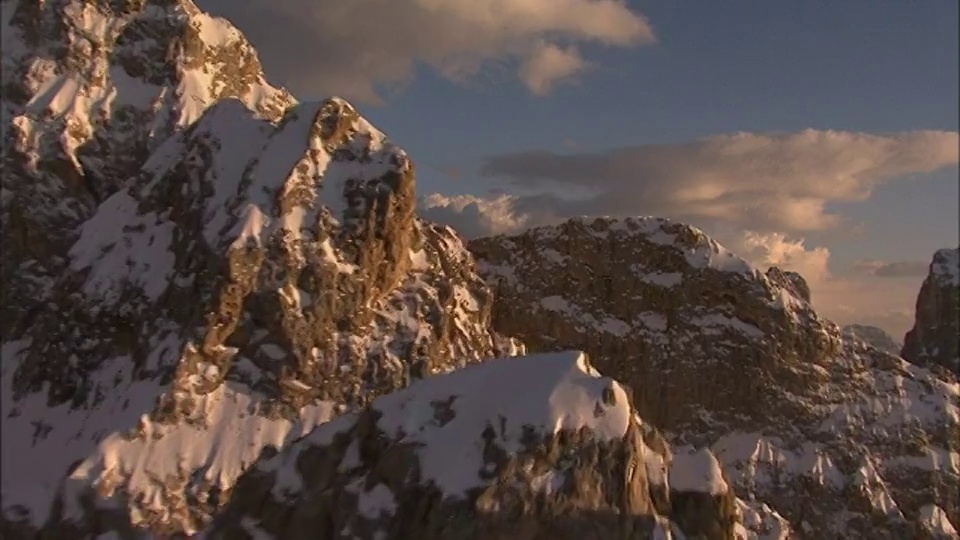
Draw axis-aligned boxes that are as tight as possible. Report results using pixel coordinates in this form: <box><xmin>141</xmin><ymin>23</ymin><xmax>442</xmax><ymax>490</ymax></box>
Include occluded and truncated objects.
<box><xmin>373</xmin><ymin>351</ymin><xmax>632</xmax><ymax>497</ymax></box>
<box><xmin>64</xmin><ymin>384</ymin><xmax>335</xmax><ymax>532</ymax></box>
<box><xmin>918</xmin><ymin>504</ymin><xmax>958</xmax><ymax>538</ymax></box>
<box><xmin>69</xmin><ymin>190</ymin><xmax>176</xmax><ymax>303</ymax></box>
<box><xmin>670</xmin><ymin>446</ymin><xmax>728</xmax><ymax>495</ymax></box>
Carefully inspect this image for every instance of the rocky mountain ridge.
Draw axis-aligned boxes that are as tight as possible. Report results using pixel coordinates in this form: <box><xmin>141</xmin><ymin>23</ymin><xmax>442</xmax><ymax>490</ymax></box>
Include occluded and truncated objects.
<box><xmin>470</xmin><ymin>217</ymin><xmax>960</xmax><ymax>539</ymax></box>
<box><xmin>1</xmin><ymin>94</ymin><xmax>528</xmax><ymax>536</ymax></box>
<box><xmin>2</xmin><ymin>1</ymin><xmax>525</xmax><ymax>535</ymax></box>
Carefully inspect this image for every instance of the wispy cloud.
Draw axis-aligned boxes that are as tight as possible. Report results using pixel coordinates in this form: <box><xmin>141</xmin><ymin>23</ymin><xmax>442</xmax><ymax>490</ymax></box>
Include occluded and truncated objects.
<box><xmin>474</xmin><ymin>129</ymin><xmax>959</xmax><ymax>234</ymax></box>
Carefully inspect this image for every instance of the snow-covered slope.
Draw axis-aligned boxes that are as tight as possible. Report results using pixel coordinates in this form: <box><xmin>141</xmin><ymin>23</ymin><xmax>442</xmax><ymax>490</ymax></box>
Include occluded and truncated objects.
<box><xmin>1</xmin><ymin>0</ymin><xmax>295</xmax><ymax>338</ymax></box>
<box><xmin>903</xmin><ymin>247</ymin><xmax>960</xmax><ymax>376</ymax></box>
<box><xmin>1</xmin><ymin>92</ymin><xmax>521</xmax><ymax>536</ymax></box>
<box><xmin>207</xmin><ymin>351</ymin><xmax>740</xmax><ymax>540</ymax></box>
<box><xmin>470</xmin><ymin>217</ymin><xmax>960</xmax><ymax>539</ymax></box>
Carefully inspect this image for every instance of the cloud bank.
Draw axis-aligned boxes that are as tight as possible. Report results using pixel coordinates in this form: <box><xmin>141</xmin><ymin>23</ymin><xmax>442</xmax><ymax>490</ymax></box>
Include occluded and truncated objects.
<box><xmin>197</xmin><ymin>0</ymin><xmax>655</xmax><ymax>102</ymax></box>
<box><xmin>464</xmin><ymin>129</ymin><xmax>959</xmax><ymax>235</ymax></box>
<box><xmin>419</xmin><ymin>128</ymin><xmax>957</xmax><ymax>337</ymax></box>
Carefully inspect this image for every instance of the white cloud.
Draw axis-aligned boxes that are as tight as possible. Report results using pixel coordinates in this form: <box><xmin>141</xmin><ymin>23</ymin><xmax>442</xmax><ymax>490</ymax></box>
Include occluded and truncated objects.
<box><xmin>417</xmin><ymin>130</ymin><xmax>958</xmax><ymax>256</ymax></box>
<box><xmin>420</xmin><ymin>194</ymin><xmax>530</xmax><ymax>239</ymax></box>
<box><xmin>730</xmin><ymin>231</ymin><xmax>832</xmax><ymax>284</ymax></box>
<box><xmin>196</xmin><ymin>0</ymin><xmax>655</xmax><ymax>102</ymax></box>
<box><xmin>714</xmin><ymin>230</ymin><xmax>919</xmax><ymax>337</ymax></box>
<box><xmin>815</xmin><ymin>277</ymin><xmax>921</xmax><ymax>339</ymax></box>
<box><xmin>519</xmin><ymin>42</ymin><xmax>589</xmax><ymax>95</ymax></box>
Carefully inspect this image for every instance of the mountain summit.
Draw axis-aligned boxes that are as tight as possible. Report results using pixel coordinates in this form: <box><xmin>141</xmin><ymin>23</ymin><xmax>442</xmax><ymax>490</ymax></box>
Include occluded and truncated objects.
<box><xmin>2</xmin><ymin>1</ymin><xmax>522</xmax><ymax>535</ymax></box>
<box><xmin>902</xmin><ymin>247</ymin><xmax>960</xmax><ymax>376</ymax></box>
<box><xmin>1</xmin><ymin>0</ymin><xmax>295</xmax><ymax>336</ymax></box>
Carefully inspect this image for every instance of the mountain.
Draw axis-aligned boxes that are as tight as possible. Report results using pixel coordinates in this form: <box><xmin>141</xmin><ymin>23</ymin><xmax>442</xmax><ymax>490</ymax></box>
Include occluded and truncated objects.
<box><xmin>207</xmin><ymin>351</ymin><xmax>745</xmax><ymax>540</ymax></box>
<box><xmin>470</xmin><ymin>217</ymin><xmax>960</xmax><ymax>539</ymax></box>
<box><xmin>1</xmin><ymin>2</ymin><xmax>741</xmax><ymax>538</ymax></box>
<box><xmin>1</xmin><ymin>94</ymin><xmax>528</xmax><ymax>535</ymax></box>
<box><xmin>3</xmin><ymin>1</ymin><xmax>956</xmax><ymax>539</ymax></box>
<box><xmin>842</xmin><ymin>325</ymin><xmax>902</xmax><ymax>356</ymax></box>
<box><xmin>2</xmin><ymin>1</ymin><xmax>525</xmax><ymax>535</ymax></box>
<box><xmin>1</xmin><ymin>0</ymin><xmax>295</xmax><ymax>337</ymax></box>
<box><xmin>902</xmin><ymin>247</ymin><xmax>960</xmax><ymax>376</ymax></box>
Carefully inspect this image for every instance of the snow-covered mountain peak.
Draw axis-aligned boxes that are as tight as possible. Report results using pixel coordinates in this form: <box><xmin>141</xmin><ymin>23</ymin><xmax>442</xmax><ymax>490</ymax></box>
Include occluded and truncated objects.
<box><xmin>523</xmin><ymin>216</ymin><xmax>758</xmax><ymax>276</ymax></box>
<box><xmin>3</xmin><ymin>0</ymin><xmax>291</xmax><ymax>128</ymax></box>
<box><xmin>66</xmin><ymin>96</ymin><xmax>415</xmax><ymax>313</ymax></box>
<box><xmin>2</xmin><ymin>18</ymin><xmax>522</xmax><ymax>533</ymax></box>
<box><xmin>1</xmin><ymin>0</ymin><xmax>296</xmax><ymax>339</ymax></box>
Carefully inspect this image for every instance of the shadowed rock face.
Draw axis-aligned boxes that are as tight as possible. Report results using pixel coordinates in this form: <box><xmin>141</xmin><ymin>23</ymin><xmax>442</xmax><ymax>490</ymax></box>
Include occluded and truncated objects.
<box><xmin>902</xmin><ymin>247</ymin><xmax>960</xmax><ymax>376</ymax></box>
<box><xmin>206</xmin><ymin>352</ymin><xmax>738</xmax><ymax>540</ymax></box>
<box><xmin>470</xmin><ymin>217</ymin><xmax>960</xmax><ymax>539</ymax></box>
<box><xmin>765</xmin><ymin>267</ymin><xmax>811</xmax><ymax>304</ymax></box>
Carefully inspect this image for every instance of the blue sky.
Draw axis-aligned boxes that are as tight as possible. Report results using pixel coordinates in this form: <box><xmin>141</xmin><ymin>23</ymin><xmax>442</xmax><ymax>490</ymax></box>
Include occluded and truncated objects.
<box><xmin>362</xmin><ymin>1</ymin><xmax>958</xmax><ymax>263</ymax></box>
<box><xmin>201</xmin><ymin>0</ymin><xmax>958</xmax><ymax>335</ymax></box>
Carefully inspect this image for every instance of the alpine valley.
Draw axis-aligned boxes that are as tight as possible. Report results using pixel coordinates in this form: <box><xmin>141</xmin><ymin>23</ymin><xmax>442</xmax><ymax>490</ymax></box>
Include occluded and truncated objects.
<box><xmin>1</xmin><ymin>1</ymin><xmax>957</xmax><ymax>539</ymax></box>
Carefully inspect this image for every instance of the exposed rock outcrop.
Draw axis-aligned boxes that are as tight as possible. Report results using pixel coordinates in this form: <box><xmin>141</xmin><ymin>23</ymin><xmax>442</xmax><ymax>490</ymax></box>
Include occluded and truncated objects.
<box><xmin>470</xmin><ymin>217</ymin><xmax>960</xmax><ymax>539</ymax></box>
<box><xmin>902</xmin><ymin>247</ymin><xmax>960</xmax><ymax>376</ymax></box>
<box><xmin>208</xmin><ymin>351</ymin><xmax>738</xmax><ymax>540</ymax></box>
<box><xmin>842</xmin><ymin>324</ymin><xmax>902</xmax><ymax>356</ymax></box>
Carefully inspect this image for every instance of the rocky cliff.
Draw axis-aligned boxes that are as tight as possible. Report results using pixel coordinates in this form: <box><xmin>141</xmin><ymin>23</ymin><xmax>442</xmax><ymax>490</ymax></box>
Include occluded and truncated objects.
<box><xmin>470</xmin><ymin>217</ymin><xmax>960</xmax><ymax>539</ymax></box>
<box><xmin>842</xmin><ymin>325</ymin><xmax>902</xmax><ymax>356</ymax></box>
<box><xmin>902</xmin><ymin>247</ymin><xmax>960</xmax><ymax>376</ymax></box>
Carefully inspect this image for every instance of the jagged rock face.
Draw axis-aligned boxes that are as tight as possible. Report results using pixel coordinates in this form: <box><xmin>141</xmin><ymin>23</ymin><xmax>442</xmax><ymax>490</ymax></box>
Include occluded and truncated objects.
<box><xmin>902</xmin><ymin>247</ymin><xmax>960</xmax><ymax>376</ymax></box>
<box><xmin>0</xmin><ymin>98</ymin><xmax>521</xmax><ymax>537</ymax></box>
<box><xmin>470</xmin><ymin>217</ymin><xmax>960</xmax><ymax>539</ymax></box>
<box><xmin>471</xmin><ymin>217</ymin><xmax>837</xmax><ymax>434</ymax></box>
<box><xmin>207</xmin><ymin>352</ymin><xmax>738</xmax><ymax>540</ymax></box>
<box><xmin>765</xmin><ymin>267</ymin><xmax>811</xmax><ymax>303</ymax></box>
<box><xmin>842</xmin><ymin>324</ymin><xmax>902</xmax><ymax>356</ymax></box>
<box><xmin>1</xmin><ymin>0</ymin><xmax>295</xmax><ymax>337</ymax></box>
